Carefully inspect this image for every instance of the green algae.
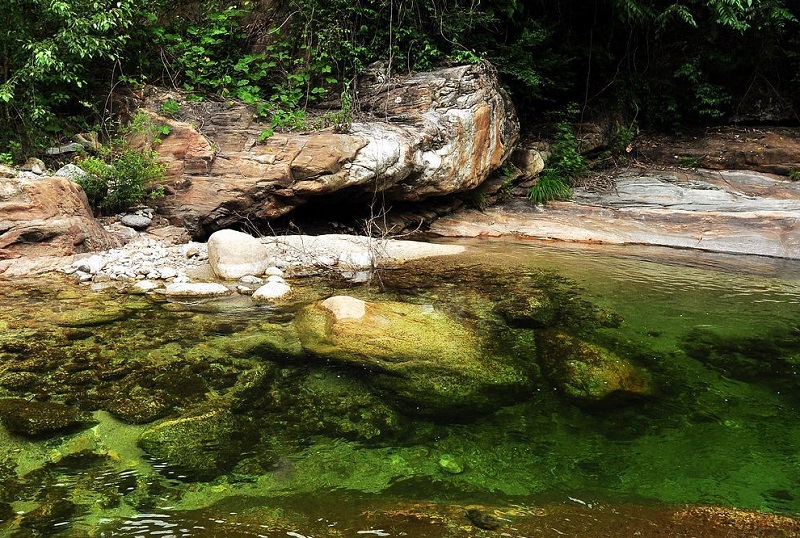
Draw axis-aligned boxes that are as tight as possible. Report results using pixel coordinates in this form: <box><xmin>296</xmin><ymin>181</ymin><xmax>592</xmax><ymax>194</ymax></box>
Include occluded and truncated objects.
<box><xmin>0</xmin><ymin>242</ymin><xmax>799</xmax><ymax>535</ymax></box>
<box><xmin>294</xmin><ymin>297</ymin><xmax>539</xmax><ymax>417</ymax></box>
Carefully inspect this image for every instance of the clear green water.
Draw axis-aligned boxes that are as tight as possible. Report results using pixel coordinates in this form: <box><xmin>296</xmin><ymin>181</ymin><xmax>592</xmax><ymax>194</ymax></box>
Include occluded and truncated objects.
<box><xmin>0</xmin><ymin>239</ymin><xmax>799</xmax><ymax>536</ymax></box>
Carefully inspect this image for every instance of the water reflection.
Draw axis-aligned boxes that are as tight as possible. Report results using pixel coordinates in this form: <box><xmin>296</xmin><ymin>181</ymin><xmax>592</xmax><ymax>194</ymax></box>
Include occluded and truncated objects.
<box><xmin>2</xmin><ymin>239</ymin><xmax>800</xmax><ymax>537</ymax></box>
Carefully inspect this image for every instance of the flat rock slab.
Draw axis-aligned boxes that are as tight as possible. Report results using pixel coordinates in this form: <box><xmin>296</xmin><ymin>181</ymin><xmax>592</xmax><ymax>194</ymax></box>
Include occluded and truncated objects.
<box><xmin>164</xmin><ymin>282</ymin><xmax>232</xmax><ymax>298</ymax></box>
<box><xmin>264</xmin><ymin>234</ymin><xmax>466</xmax><ymax>266</ymax></box>
<box><xmin>207</xmin><ymin>229</ymin><xmax>466</xmax><ymax>279</ymax></box>
<box><xmin>431</xmin><ymin>169</ymin><xmax>800</xmax><ymax>259</ymax></box>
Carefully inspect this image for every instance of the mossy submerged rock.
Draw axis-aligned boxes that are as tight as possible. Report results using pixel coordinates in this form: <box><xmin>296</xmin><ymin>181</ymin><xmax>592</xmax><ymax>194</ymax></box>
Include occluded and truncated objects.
<box><xmin>294</xmin><ymin>296</ymin><xmax>537</xmax><ymax>417</ymax></box>
<box><xmin>537</xmin><ymin>331</ymin><xmax>654</xmax><ymax>406</ymax></box>
<box><xmin>138</xmin><ymin>408</ymin><xmax>255</xmax><ymax>481</ymax></box>
<box><xmin>0</xmin><ymin>398</ymin><xmax>95</xmax><ymax>437</ymax></box>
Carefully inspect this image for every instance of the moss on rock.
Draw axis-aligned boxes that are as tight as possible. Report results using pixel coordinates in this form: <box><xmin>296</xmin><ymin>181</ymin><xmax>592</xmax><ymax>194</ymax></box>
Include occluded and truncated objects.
<box><xmin>138</xmin><ymin>408</ymin><xmax>256</xmax><ymax>481</ymax></box>
<box><xmin>294</xmin><ymin>297</ymin><xmax>538</xmax><ymax>417</ymax></box>
<box><xmin>0</xmin><ymin>398</ymin><xmax>96</xmax><ymax>438</ymax></box>
<box><xmin>537</xmin><ymin>331</ymin><xmax>655</xmax><ymax>407</ymax></box>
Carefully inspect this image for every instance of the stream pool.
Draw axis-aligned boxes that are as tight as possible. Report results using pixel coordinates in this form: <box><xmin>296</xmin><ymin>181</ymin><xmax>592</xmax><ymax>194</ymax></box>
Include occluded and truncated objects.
<box><xmin>0</xmin><ymin>238</ymin><xmax>799</xmax><ymax>537</ymax></box>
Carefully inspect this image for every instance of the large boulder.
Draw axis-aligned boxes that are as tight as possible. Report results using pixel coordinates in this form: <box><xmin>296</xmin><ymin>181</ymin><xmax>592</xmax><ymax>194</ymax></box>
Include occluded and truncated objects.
<box><xmin>142</xmin><ymin>64</ymin><xmax>518</xmax><ymax>237</ymax></box>
<box><xmin>0</xmin><ymin>176</ymin><xmax>122</xmax><ymax>259</ymax></box>
<box><xmin>293</xmin><ymin>296</ymin><xmax>537</xmax><ymax>417</ymax></box>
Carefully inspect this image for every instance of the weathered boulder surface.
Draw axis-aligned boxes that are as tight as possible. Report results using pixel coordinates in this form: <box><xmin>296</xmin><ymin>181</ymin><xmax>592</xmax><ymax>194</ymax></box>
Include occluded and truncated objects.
<box><xmin>142</xmin><ymin>63</ymin><xmax>518</xmax><ymax>237</ymax></box>
<box><xmin>293</xmin><ymin>295</ymin><xmax>537</xmax><ymax>417</ymax></box>
<box><xmin>0</xmin><ymin>176</ymin><xmax>122</xmax><ymax>259</ymax></box>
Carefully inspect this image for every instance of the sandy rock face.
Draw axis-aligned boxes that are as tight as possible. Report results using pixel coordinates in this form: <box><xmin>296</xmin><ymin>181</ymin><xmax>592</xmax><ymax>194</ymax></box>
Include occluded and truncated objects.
<box><xmin>0</xmin><ymin>176</ymin><xmax>122</xmax><ymax>259</ymax></box>
<box><xmin>142</xmin><ymin>64</ymin><xmax>518</xmax><ymax>237</ymax></box>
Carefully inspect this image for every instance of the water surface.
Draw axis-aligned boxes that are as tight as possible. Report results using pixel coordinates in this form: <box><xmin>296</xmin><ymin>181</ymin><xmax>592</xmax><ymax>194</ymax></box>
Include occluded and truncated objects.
<box><xmin>0</xmin><ymin>238</ymin><xmax>798</xmax><ymax>536</ymax></box>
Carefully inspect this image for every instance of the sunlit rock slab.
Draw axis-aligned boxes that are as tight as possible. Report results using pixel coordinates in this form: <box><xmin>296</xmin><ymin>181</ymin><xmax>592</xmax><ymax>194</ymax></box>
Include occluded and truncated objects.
<box><xmin>431</xmin><ymin>170</ymin><xmax>800</xmax><ymax>259</ymax></box>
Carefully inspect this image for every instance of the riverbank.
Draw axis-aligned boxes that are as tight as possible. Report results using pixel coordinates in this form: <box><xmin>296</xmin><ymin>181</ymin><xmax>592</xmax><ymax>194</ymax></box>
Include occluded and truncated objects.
<box><xmin>431</xmin><ymin>168</ymin><xmax>800</xmax><ymax>259</ymax></box>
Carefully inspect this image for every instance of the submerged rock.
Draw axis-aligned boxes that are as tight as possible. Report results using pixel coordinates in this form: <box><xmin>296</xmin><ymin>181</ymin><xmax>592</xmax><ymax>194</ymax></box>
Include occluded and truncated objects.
<box><xmin>0</xmin><ymin>398</ymin><xmax>95</xmax><ymax>437</ymax></box>
<box><xmin>294</xmin><ymin>296</ymin><xmax>537</xmax><ymax>417</ymax></box>
<box><xmin>537</xmin><ymin>331</ymin><xmax>654</xmax><ymax>406</ymax></box>
<box><xmin>138</xmin><ymin>408</ymin><xmax>255</xmax><ymax>481</ymax></box>
<box><xmin>19</xmin><ymin>498</ymin><xmax>78</xmax><ymax>533</ymax></box>
<box><xmin>106</xmin><ymin>386</ymin><xmax>174</xmax><ymax>424</ymax></box>
<box><xmin>251</xmin><ymin>278</ymin><xmax>291</xmax><ymax>301</ymax></box>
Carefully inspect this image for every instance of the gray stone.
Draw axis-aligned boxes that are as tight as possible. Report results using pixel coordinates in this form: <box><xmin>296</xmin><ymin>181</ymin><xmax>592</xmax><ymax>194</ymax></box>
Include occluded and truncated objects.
<box><xmin>251</xmin><ymin>280</ymin><xmax>291</xmax><ymax>301</ymax></box>
<box><xmin>132</xmin><ymin>280</ymin><xmax>159</xmax><ymax>293</ymax></box>
<box><xmin>119</xmin><ymin>214</ymin><xmax>152</xmax><ymax>230</ymax></box>
<box><xmin>207</xmin><ymin>229</ymin><xmax>270</xmax><ymax>279</ymax></box>
<box><xmin>22</xmin><ymin>157</ymin><xmax>46</xmax><ymax>175</ymax></box>
<box><xmin>158</xmin><ymin>266</ymin><xmax>178</xmax><ymax>279</ymax></box>
<box><xmin>46</xmin><ymin>142</ymin><xmax>85</xmax><ymax>155</ymax></box>
<box><xmin>430</xmin><ymin>170</ymin><xmax>800</xmax><ymax>260</ymax></box>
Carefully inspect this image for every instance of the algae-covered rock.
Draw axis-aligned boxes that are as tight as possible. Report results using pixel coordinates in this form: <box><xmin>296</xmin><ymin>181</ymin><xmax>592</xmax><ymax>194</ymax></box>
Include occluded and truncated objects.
<box><xmin>537</xmin><ymin>331</ymin><xmax>654</xmax><ymax>406</ymax></box>
<box><xmin>294</xmin><ymin>296</ymin><xmax>537</xmax><ymax>417</ymax></box>
<box><xmin>138</xmin><ymin>408</ymin><xmax>255</xmax><ymax>481</ymax></box>
<box><xmin>52</xmin><ymin>304</ymin><xmax>128</xmax><ymax>328</ymax></box>
<box><xmin>681</xmin><ymin>326</ymin><xmax>800</xmax><ymax>386</ymax></box>
<box><xmin>286</xmin><ymin>370</ymin><xmax>409</xmax><ymax>443</ymax></box>
<box><xmin>0</xmin><ymin>398</ymin><xmax>96</xmax><ymax>437</ymax></box>
<box><xmin>19</xmin><ymin>498</ymin><xmax>78</xmax><ymax>533</ymax></box>
<box><xmin>438</xmin><ymin>453</ymin><xmax>464</xmax><ymax>474</ymax></box>
<box><xmin>106</xmin><ymin>386</ymin><xmax>174</xmax><ymax>424</ymax></box>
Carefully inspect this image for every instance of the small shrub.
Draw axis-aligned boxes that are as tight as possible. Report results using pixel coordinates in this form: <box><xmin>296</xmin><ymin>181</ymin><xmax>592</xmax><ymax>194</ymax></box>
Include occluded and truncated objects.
<box><xmin>528</xmin><ymin>122</ymin><xmax>585</xmax><ymax>205</ymax></box>
<box><xmin>528</xmin><ymin>172</ymin><xmax>573</xmax><ymax>205</ymax></box>
<box><xmin>788</xmin><ymin>168</ymin><xmax>800</xmax><ymax>181</ymax></box>
<box><xmin>676</xmin><ymin>155</ymin><xmax>699</xmax><ymax>168</ymax></box>
<box><xmin>160</xmin><ymin>99</ymin><xmax>180</xmax><ymax>116</ymax></box>
<box><xmin>76</xmin><ymin>148</ymin><xmax>166</xmax><ymax>214</ymax></box>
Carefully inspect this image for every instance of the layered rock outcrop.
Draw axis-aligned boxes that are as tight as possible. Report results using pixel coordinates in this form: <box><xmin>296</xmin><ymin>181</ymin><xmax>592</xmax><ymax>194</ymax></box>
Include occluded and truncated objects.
<box><xmin>142</xmin><ymin>63</ymin><xmax>518</xmax><ymax>237</ymax></box>
<box><xmin>0</xmin><ymin>176</ymin><xmax>122</xmax><ymax>260</ymax></box>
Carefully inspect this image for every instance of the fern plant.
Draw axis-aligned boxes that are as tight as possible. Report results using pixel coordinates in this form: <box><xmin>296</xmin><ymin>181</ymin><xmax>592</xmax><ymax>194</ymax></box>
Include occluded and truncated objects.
<box><xmin>528</xmin><ymin>122</ymin><xmax>586</xmax><ymax>205</ymax></box>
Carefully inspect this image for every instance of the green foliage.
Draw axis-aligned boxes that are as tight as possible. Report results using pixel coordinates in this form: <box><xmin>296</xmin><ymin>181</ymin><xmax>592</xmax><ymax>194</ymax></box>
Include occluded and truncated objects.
<box><xmin>76</xmin><ymin>148</ymin><xmax>166</xmax><ymax>214</ymax></box>
<box><xmin>2</xmin><ymin>0</ymin><xmax>800</xmax><ymax>151</ymax></box>
<box><xmin>0</xmin><ymin>153</ymin><xmax>12</xmax><ymax>165</ymax></box>
<box><xmin>160</xmin><ymin>99</ymin><xmax>180</xmax><ymax>116</ymax></box>
<box><xmin>528</xmin><ymin>173</ymin><xmax>573</xmax><ymax>205</ymax></box>
<box><xmin>676</xmin><ymin>155</ymin><xmax>700</xmax><ymax>168</ymax></box>
<box><xmin>789</xmin><ymin>168</ymin><xmax>800</xmax><ymax>181</ymax></box>
<box><xmin>528</xmin><ymin>123</ymin><xmax>586</xmax><ymax>205</ymax></box>
<box><xmin>0</xmin><ymin>0</ymin><xmax>137</xmax><ymax>150</ymax></box>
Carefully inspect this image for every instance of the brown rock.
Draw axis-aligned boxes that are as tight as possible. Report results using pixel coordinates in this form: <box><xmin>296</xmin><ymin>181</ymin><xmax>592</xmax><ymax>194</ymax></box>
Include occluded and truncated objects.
<box><xmin>138</xmin><ymin>64</ymin><xmax>518</xmax><ymax>237</ymax></box>
<box><xmin>639</xmin><ymin>127</ymin><xmax>800</xmax><ymax>176</ymax></box>
<box><xmin>0</xmin><ymin>176</ymin><xmax>122</xmax><ymax>259</ymax></box>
